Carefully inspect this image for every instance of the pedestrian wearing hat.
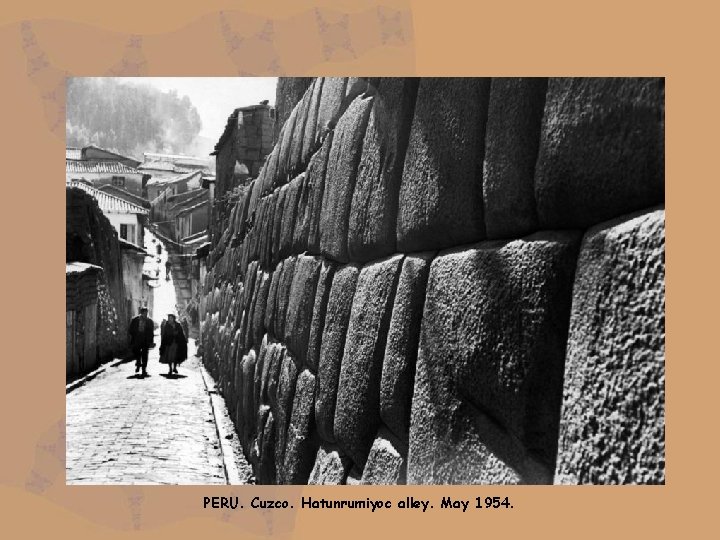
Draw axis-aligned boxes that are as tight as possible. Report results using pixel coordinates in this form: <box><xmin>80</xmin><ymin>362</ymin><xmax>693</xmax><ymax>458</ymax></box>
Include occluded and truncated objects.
<box><xmin>128</xmin><ymin>307</ymin><xmax>155</xmax><ymax>377</ymax></box>
<box><xmin>159</xmin><ymin>314</ymin><xmax>187</xmax><ymax>375</ymax></box>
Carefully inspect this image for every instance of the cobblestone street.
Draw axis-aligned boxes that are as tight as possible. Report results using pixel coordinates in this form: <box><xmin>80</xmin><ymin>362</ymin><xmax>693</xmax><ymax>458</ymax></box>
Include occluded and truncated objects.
<box><xmin>66</xmin><ymin>231</ymin><xmax>249</xmax><ymax>485</ymax></box>
<box><xmin>66</xmin><ymin>351</ymin><xmax>228</xmax><ymax>484</ymax></box>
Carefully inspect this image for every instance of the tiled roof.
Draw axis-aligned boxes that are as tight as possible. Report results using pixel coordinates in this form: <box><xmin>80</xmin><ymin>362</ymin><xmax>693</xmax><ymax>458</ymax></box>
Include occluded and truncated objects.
<box><xmin>139</xmin><ymin>160</ymin><xmax>180</xmax><ymax>172</ymax></box>
<box><xmin>176</xmin><ymin>199</ymin><xmax>208</xmax><ymax>217</ymax></box>
<box><xmin>142</xmin><ymin>152</ymin><xmax>212</xmax><ymax>169</ymax></box>
<box><xmin>66</xmin><ymin>160</ymin><xmax>140</xmax><ymax>175</ymax></box>
<box><xmin>83</xmin><ymin>144</ymin><xmax>140</xmax><ymax>165</ymax></box>
<box><xmin>66</xmin><ymin>148</ymin><xmax>82</xmax><ymax>160</ymax></box>
<box><xmin>98</xmin><ymin>184</ymin><xmax>151</xmax><ymax>209</ymax></box>
<box><xmin>67</xmin><ymin>181</ymin><xmax>149</xmax><ymax>215</ymax></box>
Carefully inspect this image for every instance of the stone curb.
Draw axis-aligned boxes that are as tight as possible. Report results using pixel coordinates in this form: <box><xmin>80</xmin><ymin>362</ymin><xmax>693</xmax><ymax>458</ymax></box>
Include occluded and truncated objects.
<box><xmin>199</xmin><ymin>363</ymin><xmax>244</xmax><ymax>485</ymax></box>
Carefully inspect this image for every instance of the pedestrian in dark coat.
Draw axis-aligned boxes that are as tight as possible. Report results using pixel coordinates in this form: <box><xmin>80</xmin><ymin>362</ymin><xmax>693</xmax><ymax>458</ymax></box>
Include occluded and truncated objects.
<box><xmin>128</xmin><ymin>307</ymin><xmax>155</xmax><ymax>377</ymax></box>
<box><xmin>159</xmin><ymin>314</ymin><xmax>187</xmax><ymax>375</ymax></box>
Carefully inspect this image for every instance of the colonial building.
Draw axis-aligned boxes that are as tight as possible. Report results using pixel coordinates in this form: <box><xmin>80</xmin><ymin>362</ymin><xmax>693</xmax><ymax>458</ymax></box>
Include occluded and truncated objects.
<box><xmin>67</xmin><ymin>180</ymin><xmax>148</xmax><ymax>246</ymax></box>
<box><xmin>146</xmin><ymin>169</ymin><xmax>203</xmax><ymax>202</ymax></box>
<box><xmin>211</xmin><ymin>102</ymin><xmax>275</xmax><ymax>200</ymax></box>
<box><xmin>66</xmin><ymin>160</ymin><xmax>145</xmax><ymax>196</ymax></box>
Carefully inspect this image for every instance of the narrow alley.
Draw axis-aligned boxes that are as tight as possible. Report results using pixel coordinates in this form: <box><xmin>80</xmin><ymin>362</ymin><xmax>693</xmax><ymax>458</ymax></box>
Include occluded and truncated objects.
<box><xmin>66</xmin><ymin>230</ymin><xmax>250</xmax><ymax>485</ymax></box>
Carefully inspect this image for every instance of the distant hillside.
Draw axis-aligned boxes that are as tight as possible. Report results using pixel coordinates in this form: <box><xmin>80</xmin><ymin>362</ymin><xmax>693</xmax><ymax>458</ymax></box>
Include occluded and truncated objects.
<box><xmin>66</xmin><ymin>78</ymin><xmax>203</xmax><ymax>159</ymax></box>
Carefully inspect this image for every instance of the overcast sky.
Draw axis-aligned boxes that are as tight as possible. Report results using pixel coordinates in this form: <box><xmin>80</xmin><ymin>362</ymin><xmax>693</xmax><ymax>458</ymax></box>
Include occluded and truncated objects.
<box><xmin>113</xmin><ymin>77</ymin><xmax>278</xmax><ymax>141</ymax></box>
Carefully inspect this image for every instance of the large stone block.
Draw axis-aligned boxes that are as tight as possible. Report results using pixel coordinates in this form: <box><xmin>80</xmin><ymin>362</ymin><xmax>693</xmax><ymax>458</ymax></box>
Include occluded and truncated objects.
<box><xmin>555</xmin><ymin>208</ymin><xmax>665</xmax><ymax>485</ymax></box>
<box><xmin>306</xmin><ymin>260</ymin><xmax>336</xmax><ymax>373</ymax></box>
<box><xmin>261</xmin><ymin>145</ymin><xmax>279</xmax><ymax>194</ymax></box>
<box><xmin>306</xmin><ymin>133</ymin><xmax>333</xmax><ymax>254</ymax></box>
<box><xmin>535</xmin><ymin>78</ymin><xmax>664</xmax><ymax>229</ymax></box>
<box><xmin>251</xmin><ymin>271</ymin><xmax>271</xmax><ymax>348</ymax></box>
<box><xmin>275</xmin><ymin>77</ymin><xmax>313</xmax><ymax>143</ymax></box>
<box><xmin>264</xmin><ymin>261</ymin><xmax>283</xmax><ymax>332</ymax></box>
<box><xmin>284</xmin><ymin>255</ymin><xmax>321</xmax><ymax>364</ymax></box>
<box><xmin>291</xmin><ymin>173</ymin><xmax>310</xmax><ymax>253</ymax></box>
<box><xmin>274</xmin><ymin>255</ymin><xmax>297</xmax><ymax>339</ymax></box>
<box><xmin>257</xmin><ymin>408</ymin><xmax>276</xmax><ymax>484</ymax></box>
<box><xmin>301</xmin><ymin>78</ymin><xmax>323</xmax><ymax>164</ymax></box>
<box><xmin>274</xmin><ymin>352</ymin><xmax>299</xmax><ymax>484</ymax></box>
<box><xmin>334</xmin><ymin>254</ymin><xmax>403</xmax><ymax>468</ymax></box>
<box><xmin>315</xmin><ymin>77</ymin><xmax>348</xmax><ymax>144</ymax></box>
<box><xmin>407</xmin><ymin>231</ymin><xmax>581</xmax><ymax>484</ymax></box>
<box><xmin>275</xmin><ymin>96</ymin><xmax>299</xmax><ymax>182</ymax></box>
<box><xmin>361</xmin><ymin>428</ymin><xmax>406</xmax><ymax>485</ymax></box>
<box><xmin>253</xmin><ymin>335</ymin><xmax>270</xmax><ymax>413</ymax></box>
<box><xmin>380</xmin><ymin>252</ymin><xmax>433</xmax><ymax>444</ymax></box>
<box><xmin>315</xmin><ymin>263</ymin><xmax>361</xmax><ymax>442</ymax></box>
<box><xmin>348</xmin><ymin>78</ymin><xmax>419</xmax><ymax>262</ymax></box>
<box><xmin>289</xmin><ymin>86</ymin><xmax>312</xmax><ymax>176</ymax></box>
<box><xmin>483</xmin><ymin>78</ymin><xmax>547</xmax><ymax>239</ymax></box>
<box><xmin>397</xmin><ymin>78</ymin><xmax>491</xmax><ymax>252</ymax></box>
<box><xmin>283</xmin><ymin>369</ymin><xmax>319</xmax><ymax>484</ymax></box>
<box><xmin>308</xmin><ymin>444</ymin><xmax>351</xmax><ymax>485</ymax></box>
<box><xmin>271</xmin><ymin>187</ymin><xmax>287</xmax><ymax>267</ymax></box>
<box><xmin>279</xmin><ymin>176</ymin><xmax>302</xmax><ymax>260</ymax></box>
<box><xmin>319</xmin><ymin>95</ymin><xmax>374</xmax><ymax>262</ymax></box>
<box><xmin>266</xmin><ymin>343</ymin><xmax>286</xmax><ymax>412</ymax></box>
<box><xmin>241</xmin><ymin>350</ymin><xmax>257</xmax><ymax>451</ymax></box>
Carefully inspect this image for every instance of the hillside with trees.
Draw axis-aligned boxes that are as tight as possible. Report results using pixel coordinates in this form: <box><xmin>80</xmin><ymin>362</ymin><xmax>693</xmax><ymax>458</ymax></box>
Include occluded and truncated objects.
<box><xmin>66</xmin><ymin>78</ymin><xmax>203</xmax><ymax>159</ymax></box>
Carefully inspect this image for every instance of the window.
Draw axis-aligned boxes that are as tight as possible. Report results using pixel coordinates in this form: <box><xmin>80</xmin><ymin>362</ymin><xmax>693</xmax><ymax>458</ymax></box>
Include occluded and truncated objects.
<box><xmin>119</xmin><ymin>224</ymin><xmax>136</xmax><ymax>244</ymax></box>
<box><xmin>112</xmin><ymin>176</ymin><xmax>126</xmax><ymax>187</ymax></box>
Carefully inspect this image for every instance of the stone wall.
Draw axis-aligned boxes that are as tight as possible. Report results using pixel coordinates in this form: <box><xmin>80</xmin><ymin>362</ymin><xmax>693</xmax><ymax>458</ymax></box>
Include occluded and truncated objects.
<box><xmin>200</xmin><ymin>77</ymin><xmax>665</xmax><ymax>485</ymax></box>
<box><xmin>66</xmin><ymin>187</ymin><xmax>129</xmax><ymax>367</ymax></box>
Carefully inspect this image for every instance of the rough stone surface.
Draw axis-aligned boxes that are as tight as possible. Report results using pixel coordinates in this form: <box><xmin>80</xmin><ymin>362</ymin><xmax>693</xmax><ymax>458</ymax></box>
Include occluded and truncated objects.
<box><xmin>483</xmin><ymin>77</ymin><xmax>547</xmax><ymax>239</ymax></box>
<box><xmin>308</xmin><ymin>444</ymin><xmax>351</xmax><ymax>485</ymax></box>
<box><xmin>284</xmin><ymin>255</ymin><xmax>321</xmax><ymax>364</ymax></box>
<box><xmin>348</xmin><ymin>78</ymin><xmax>419</xmax><ymax>262</ymax></box>
<box><xmin>264</xmin><ymin>261</ymin><xmax>283</xmax><ymax>332</ymax></box>
<box><xmin>258</xmin><ymin>408</ymin><xmax>276</xmax><ymax>484</ymax></box>
<box><xmin>334</xmin><ymin>255</ymin><xmax>403</xmax><ymax>467</ymax></box>
<box><xmin>282</xmin><ymin>369</ymin><xmax>319</xmax><ymax>484</ymax></box>
<box><xmin>291</xmin><ymin>173</ymin><xmax>310</xmax><ymax>253</ymax></box>
<box><xmin>407</xmin><ymin>232</ymin><xmax>581</xmax><ymax>484</ymax></box>
<box><xmin>271</xmin><ymin>187</ymin><xmax>287</xmax><ymax>267</ymax></box>
<box><xmin>361</xmin><ymin>428</ymin><xmax>406</xmax><ymax>485</ymax></box>
<box><xmin>320</xmin><ymin>95</ymin><xmax>374</xmax><ymax>263</ymax></box>
<box><xmin>315</xmin><ymin>264</ymin><xmax>361</xmax><ymax>442</ymax></box>
<box><xmin>251</xmin><ymin>271</ymin><xmax>271</xmax><ymax>348</ymax></box>
<box><xmin>315</xmin><ymin>77</ymin><xmax>348</xmax><ymax>144</ymax></box>
<box><xmin>274</xmin><ymin>352</ymin><xmax>299</xmax><ymax>484</ymax></box>
<box><xmin>397</xmin><ymin>78</ymin><xmax>491</xmax><ymax>252</ymax></box>
<box><xmin>380</xmin><ymin>252</ymin><xmax>433</xmax><ymax>444</ymax></box>
<box><xmin>301</xmin><ymin>78</ymin><xmax>323</xmax><ymax>164</ymax></box>
<box><xmin>266</xmin><ymin>344</ymin><xmax>286</xmax><ymax>411</ymax></box>
<box><xmin>274</xmin><ymin>256</ymin><xmax>297</xmax><ymax>339</ymax></box>
<box><xmin>289</xmin><ymin>87</ymin><xmax>312</xmax><ymax>176</ymax></box>
<box><xmin>305</xmin><ymin>260</ymin><xmax>336</xmax><ymax>373</ymax></box>
<box><xmin>241</xmin><ymin>351</ymin><xmax>257</xmax><ymax>450</ymax></box>
<box><xmin>275</xmin><ymin>77</ymin><xmax>313</xmax><ymax>144</ymax></box>
<box><xmin>555</xmin><ymin>208</ymin><xmax>665</xmax><ymax>485</ymax></box>
<box><xmin>279</xmin><ymin>177</ymin><xmax>301</xmax><ymax>259</ymax></box>
<box><xmin>199</xmin><ymin>77</ymin><xmax>665</xmax><ymax>486</ymax></box>
<box><xmin>535</xmin><ymin>77</ymin><xmax>665</xmax><ymax>229</ymax></box>
<box><xmin>306</xmin><ymin>134</ymin><xmax>333</xmax><ymax>254</ymax></box>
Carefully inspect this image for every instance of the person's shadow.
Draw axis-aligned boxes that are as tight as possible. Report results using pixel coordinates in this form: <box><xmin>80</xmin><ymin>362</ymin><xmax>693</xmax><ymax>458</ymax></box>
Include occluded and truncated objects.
<box><xmin>160</xmin><ymin>373</ymin><xmax>187</xmax><ymax>380</ymax></box>
<box><xmin>127</xmin><ymin>374</ymin><xmax>151</xmax><ymax>379</ymax></box>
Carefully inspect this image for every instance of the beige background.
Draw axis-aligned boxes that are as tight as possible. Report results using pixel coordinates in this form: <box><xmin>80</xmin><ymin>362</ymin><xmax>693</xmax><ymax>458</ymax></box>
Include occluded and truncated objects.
<box><xmin>0</xmin><ymin>0</ymin><xmax>708</xmax><ymax>536</ymax></box>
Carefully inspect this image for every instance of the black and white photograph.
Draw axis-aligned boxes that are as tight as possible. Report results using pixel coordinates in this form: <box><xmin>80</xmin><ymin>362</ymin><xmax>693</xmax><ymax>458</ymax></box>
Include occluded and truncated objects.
<box><xmin>65</xmin><ymin>76</ymin><xmax>665</xmax><ymax>486</ymax></box>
